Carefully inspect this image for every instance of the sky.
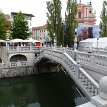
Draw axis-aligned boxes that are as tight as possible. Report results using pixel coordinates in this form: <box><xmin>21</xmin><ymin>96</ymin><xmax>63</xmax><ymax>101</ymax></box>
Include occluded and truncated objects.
<box><xmin>0</xmin><ymin>0</ymin><xmax>106</xmax><ymax>27</ymax></box>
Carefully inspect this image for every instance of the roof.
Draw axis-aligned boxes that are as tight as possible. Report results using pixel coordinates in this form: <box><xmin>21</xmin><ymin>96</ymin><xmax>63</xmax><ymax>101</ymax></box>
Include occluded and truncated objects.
<box><xmin>80</xmin><ymin>37</ymin><xmax>107</xmax><ymax>43</ymax></box>
<box><xmin>32</xmin><ymin>24</ymin><xmax>48</xmax><ymax>30</ymax></box>
<box><xmin>0</xmin><ymin>40</ymin><xmax>6</xmax><ymax>42</ymax></box>
<box><xmin>8</xmin><ymin>39</ymin><xmax>25</xmax><ymax>43</ymax></box>
<box><xmin>11</xmin><ymin>12</ymin><xmax>35</xmax><ymax>17</ymax></box>
<box><xmin>77</xmin><ymin>3</ymin><xmax>87</xmax><ymax>7</ymax></box>
<box><xmin>25</xmin><ymin>38</ymin><xmax>40</xmax><ymax>43</ymax></box>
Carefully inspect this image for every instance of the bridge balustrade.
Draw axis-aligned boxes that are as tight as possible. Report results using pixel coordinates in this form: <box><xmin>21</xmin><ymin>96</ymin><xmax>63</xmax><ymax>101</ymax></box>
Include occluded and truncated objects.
<box><xmin>92</xmin><ymin>47</ymin><xmax>107</xmax><ymax>55</ymax></box>
<box><xmin>0</xmin><ymin>63</ymin><xmax>3</xmax><ymax>68</ymax></box>
<box><xmin>93</xmin><ymin>50</ymin><xmax>107</xmax><ymax>55</ymax></box>
<box><xmin>8</xmin><ymin>46</ymin><xmax>40</xmax><ymax>53</ymax></box>
<box><xmin>76</xmin><ymin>51</ymin><xmax>107</xmax><ymax>74</ymax></box>
<box><xmin>35</xmin><ymin>48</ymin><xmax>99</xmax><ymax>98</ymax></box>
<box><xmin>76</xmin><ymin>52</ymin><xmax>91</xmax><ymax>63</ymax></box>
<box><xmin>10</xmin><ymin>61</ymin><xmax>27</xmax><ymax>67</ymax></box>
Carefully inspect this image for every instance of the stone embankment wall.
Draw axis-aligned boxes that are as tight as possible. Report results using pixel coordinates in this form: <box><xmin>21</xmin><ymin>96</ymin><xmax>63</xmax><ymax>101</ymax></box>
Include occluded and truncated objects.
<box><xmin>0</xmin><ymin>66</ymin><xmax>37</xmax><ymax>78</ymax></box>
<box><xmin>0</xmin><ymin>64</ymin><xmax>59</xmax><ymax>78</ymax></box>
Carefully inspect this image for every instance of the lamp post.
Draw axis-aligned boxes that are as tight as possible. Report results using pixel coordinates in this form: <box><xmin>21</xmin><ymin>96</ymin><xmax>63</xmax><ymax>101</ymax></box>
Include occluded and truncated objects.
<box><xmin>53</xmin><ymin>33</ymin><xmax>55</xmax><ymax>47</ymax></box>
<box><xmin>74</xmin><ymin>29</ymin><xmax>77</xmax><ymax>50</ymax></box>
<box><xmin>62</xmin><ymin>20</ymin><xmax>66</xmax><ymax>47</ymax></box>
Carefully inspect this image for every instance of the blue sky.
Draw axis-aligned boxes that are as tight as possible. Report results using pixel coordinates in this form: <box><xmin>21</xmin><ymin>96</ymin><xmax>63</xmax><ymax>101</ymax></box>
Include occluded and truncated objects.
<box><xmin>0</xmin><ymin>0</ymin><xmax>106</xmax><ymax>26</ymax></box>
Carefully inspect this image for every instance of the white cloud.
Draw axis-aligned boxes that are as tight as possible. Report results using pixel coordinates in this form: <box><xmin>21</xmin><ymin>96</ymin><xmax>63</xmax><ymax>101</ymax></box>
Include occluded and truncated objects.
<box><xmin>0</xmin><ymin>0</ymin><xmax>106</xmax><ymax>26</ymax></box>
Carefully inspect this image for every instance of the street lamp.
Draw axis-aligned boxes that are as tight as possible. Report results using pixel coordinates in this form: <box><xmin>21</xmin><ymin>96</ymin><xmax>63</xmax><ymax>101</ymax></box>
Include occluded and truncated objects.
<box><xmin>53</xmin><ymin>33</ymin><xmax>56</xmax><ymax>47</ymax></box>
<box><xmin>62</xmin><ymin>20</ymin><xmax>66</xmax><ymax>47</ymax></box>
<box><xmin>73</xmin><ymin>29</ymin><xmax>78</xmax><ymax>50</ymax></box>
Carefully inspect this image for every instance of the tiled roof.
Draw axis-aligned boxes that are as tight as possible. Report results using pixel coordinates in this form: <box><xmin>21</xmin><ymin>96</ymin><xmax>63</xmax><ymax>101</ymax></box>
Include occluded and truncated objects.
<box><xmin>11</xmin><ymin>12</ymin><xmax>35</xmax><ymax>17</ymax></box>
<box><xmin>32</xmin><ymin>24</ymin><xmax>48</xmax><ymax>30</ymax></box>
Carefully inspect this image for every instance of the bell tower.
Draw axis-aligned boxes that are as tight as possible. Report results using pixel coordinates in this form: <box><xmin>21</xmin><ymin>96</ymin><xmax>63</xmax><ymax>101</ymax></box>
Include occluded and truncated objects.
<box><xmin>76</xmin><ymin>1</ymin><xmax>96</xmax><ymax>25</ymax></box>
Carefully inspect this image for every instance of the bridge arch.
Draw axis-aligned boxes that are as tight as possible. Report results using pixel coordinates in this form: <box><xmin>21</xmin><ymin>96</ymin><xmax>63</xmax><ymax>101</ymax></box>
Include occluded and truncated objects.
<box><xmin>10</xmin><ymin>54</ymin><xmax>27</xmax><ymax>62</ymax></box>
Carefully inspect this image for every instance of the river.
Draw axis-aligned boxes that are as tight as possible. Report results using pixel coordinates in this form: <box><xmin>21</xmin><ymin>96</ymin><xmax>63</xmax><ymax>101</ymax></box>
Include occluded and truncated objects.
<box><xmin>0</xmin><ymin>71</ymin><xmax>89</xmax><ymax>107</ymax></box>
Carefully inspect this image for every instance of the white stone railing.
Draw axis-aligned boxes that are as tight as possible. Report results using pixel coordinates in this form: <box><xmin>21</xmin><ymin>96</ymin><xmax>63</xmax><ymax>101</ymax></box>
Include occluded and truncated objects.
<box><xmin>35</xmin><ymin>48</ymin><xmax>99</xmax><ymax>98</ymax></box>
<box><xmin>8</xmin><ymin>46</ymin><xmax>40</xmax><ymax>53</ymax></box>
<box><xmin>77</xmin><ymin>76</ymin><xmax>107</xmax><ymax>107</ymax></box>
<box><xmin>76</xmin><ymin>51</ymin><xmax>107</xmax><ymax>74</ymax></box>
<box><xmin>93</xmin><ymin>49</ymin><xmax>107</xmax><ymax>55</ymax></box>
<box><xmin>76</xmin><ymin>51</ymin><xmax>92</xmax><ymax>63</ymax></box>
<box><xmin>92</xmin><ymin>47</ymin><xmax>107</xmax><ymax>51</ymax></box>
<box><xmin>10</xmin><ymin>61</ymin><xmax>27</xmax><ymax>67</ymax></box>
<box><xmin>0</xmin><ymin>63</ymin><xmax>3</xmax><ymax>68</ymax></box>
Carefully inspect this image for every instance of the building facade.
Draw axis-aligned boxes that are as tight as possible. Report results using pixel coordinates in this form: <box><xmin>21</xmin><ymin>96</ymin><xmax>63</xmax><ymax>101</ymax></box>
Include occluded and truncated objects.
<box><xmin>76</xmin><ymin>1</ymin><xmax>96</xmax><ymax>25</ymax></box>
<box><xmin>11</xmin><ymin>12</ymin><xmax>34</xmax><ymax>32</ymax></box>
<box><xmin>32</xmin><ymin>24</ymin><xmax>50</xmax><ymax>46</ymax></box>
<box><xmin>5</xmin><ymin>12</ymin><xmax>34</xmax><ymax>39</ymax></box>
<box><xmin>6</xmin><ymin>12</ymin><xmax>34</xmax><ymax>39</ymax></box>
<box><xmin>76</xmin><ymin>1</ymin><xmax>98</xmax><ymax>42</ymax></box>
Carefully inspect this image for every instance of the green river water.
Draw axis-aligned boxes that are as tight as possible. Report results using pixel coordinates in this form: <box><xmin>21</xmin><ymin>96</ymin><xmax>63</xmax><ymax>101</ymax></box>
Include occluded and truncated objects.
<box><xmin>0</xmin><ymin>71</ymin><xmax>89</xmax><ymax>107</ymax></box>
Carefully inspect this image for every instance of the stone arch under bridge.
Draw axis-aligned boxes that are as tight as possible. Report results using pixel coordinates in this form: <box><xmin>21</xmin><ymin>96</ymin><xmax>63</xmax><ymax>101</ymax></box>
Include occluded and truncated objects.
<box><xmin>10</xmin><ymin>54</ymin><xmax>27</xmax><ymax>62</ymax></box>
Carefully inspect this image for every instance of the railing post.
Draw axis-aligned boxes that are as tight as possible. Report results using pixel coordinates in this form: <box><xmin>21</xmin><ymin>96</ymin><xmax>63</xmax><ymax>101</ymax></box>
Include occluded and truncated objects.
<box><xmin>90</xmin><ymin>53</ymin><xmax>95</xmax><ymax>65</ymax></box>
<box><xmin>91</xmin><ymin>76</ymin><xmax>107</xmax><ymax>107</ymax></box>
<box><xmin>75</xmin><ymin>64</ymin><xmax>81</xmax><ymax>79</ymax></box>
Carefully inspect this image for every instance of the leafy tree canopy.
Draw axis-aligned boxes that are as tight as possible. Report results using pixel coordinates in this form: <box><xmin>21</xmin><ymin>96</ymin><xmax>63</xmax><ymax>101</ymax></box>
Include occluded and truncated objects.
<box><xmin>11</xmin><ymin>11</ymin><xmax>30</xmax><ymax>39</ymax></box>
<box><xmin>47</xmin><ymin>0</ymin><xmax>62</xmax><ymax>46</ymax></box>
<box><xmin>100</xmin><ymin>1</ymin><xmax>107</xmax><ymax>37</ymax></box>
<box><xmin>0</xmin><ymin>10</ymin><xmax>7</xmax><ymax>40</ymax></box>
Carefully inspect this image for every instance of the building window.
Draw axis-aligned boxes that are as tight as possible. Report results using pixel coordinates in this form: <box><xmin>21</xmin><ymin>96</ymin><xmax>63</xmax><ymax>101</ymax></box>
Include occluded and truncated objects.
<box><xmin>78</xmin><ymin>12</ymin><xmax>81</xmax><ymax>18</ymax></box>
<box><xmin>89</xmin><ymin>10</ymin><xmax>91</xmax><ymax>13</ymax></box>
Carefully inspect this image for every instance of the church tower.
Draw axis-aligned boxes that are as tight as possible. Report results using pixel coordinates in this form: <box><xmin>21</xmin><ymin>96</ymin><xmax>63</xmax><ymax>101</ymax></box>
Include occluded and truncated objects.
<box><xmin>76</xmin><ymin>0</ymin><xmax>96</xmax><ymax>25</ymax></box>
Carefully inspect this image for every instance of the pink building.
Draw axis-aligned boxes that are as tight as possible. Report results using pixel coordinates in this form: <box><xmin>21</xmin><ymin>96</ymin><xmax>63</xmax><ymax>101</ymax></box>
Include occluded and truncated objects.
<box><xmin>76</xmin><ymin>0</ymin><xmax>96</xmax><ymax>25</ymax></box>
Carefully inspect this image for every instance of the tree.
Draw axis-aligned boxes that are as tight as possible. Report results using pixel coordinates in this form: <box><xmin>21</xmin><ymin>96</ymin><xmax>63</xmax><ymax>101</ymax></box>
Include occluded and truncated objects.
<box><xmin>100</xmin><ymin>1</ymin><xmax>107</xmax><ymax>37</ymax></box>
<box><xmin>11</xmin><ymin>11</ymin><xmax>30</xmax><ymax>39</ymax></box>
<box><xmin>47</xmin><ymin>0</ymin><xmax>62</xmax><ymax>46</ymax></box>
<box><xmin>65</xmin><ymin>0</ymin><xmax>77</xmax><ymax>47</ymax></box>
<box><xmin>0</xmin><ymin>10</ymin><xmax>7</xmax><ymax>40</ymax></box>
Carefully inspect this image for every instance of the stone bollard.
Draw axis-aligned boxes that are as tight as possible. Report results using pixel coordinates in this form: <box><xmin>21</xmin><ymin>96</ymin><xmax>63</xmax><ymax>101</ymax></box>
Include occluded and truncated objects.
<box><xmin>91</xmin><ymin>76</ymin><xmax>107</xmax><ymax>107</ymax></box>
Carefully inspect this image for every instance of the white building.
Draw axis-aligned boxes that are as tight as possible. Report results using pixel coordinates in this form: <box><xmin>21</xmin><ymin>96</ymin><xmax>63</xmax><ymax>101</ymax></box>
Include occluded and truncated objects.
<box><xmin>32</xmin><ymin>24</ymin><xmax>50</xmax><ymax>46</ymax></box>
<box><xmin>10</xmin><ymin>12</ymin><xmax>35</xmax><ymax>32</ymax></box>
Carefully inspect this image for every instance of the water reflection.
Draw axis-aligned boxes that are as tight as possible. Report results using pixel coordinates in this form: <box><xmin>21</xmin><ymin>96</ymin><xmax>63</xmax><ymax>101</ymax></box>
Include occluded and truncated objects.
<box><xmin>0</xmin><ymin>71</ymin><xmax>89</xmax><ymax>107</ymax></box>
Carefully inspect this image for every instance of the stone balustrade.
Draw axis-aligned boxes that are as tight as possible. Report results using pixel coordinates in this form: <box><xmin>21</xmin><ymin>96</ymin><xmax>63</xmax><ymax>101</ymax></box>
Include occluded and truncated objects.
<box><xmin>76</xmin><ymin>51</ymin><xmax>107</xmax><ymax>75</ymax></box>
<box><xmin>35</xmin><ymin>48</ymin><xmax>99</xmax><ymax>98</ymax></box>
<box><xmin>10</xmin><ymin>61</ymin><xmax>27</xmax><ymax>67</ymax></box>
<box><xmin>8</xmin><ymin>46</ymin><xmax>40</xmax><ymax>53</ymax></box>
<box><xmin>77</xmin><ymin>76</ymin><xmax>107</xmax><ymax>107</ymax></box>
<box><xmin>76</xmin><ymin>51</ymin><xmax>91</xmax><ymax>63</ymax></box>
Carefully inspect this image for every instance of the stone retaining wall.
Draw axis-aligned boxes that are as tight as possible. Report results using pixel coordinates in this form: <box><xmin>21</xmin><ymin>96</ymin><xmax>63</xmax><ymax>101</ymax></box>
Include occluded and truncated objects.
<box><xmin>0</xmin><ymin>66</ymin><xmax>37</xmax><ymax>78</ymax></box>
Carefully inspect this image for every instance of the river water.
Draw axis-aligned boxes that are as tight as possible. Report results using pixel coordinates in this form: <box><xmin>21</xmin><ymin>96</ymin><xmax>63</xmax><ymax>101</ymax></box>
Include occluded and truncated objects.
<box><xmin>0</xmin><ymin>71</ymin><xmax>89</xmax><ymax>107</ymax></box>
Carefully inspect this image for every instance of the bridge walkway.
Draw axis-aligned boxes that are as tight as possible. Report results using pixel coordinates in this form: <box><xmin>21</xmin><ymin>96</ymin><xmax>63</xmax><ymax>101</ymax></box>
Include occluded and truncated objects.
<box><xmin>35</xmin><ymin>47</ymin><xmax>99</xmax><ymax>99</ymax></box>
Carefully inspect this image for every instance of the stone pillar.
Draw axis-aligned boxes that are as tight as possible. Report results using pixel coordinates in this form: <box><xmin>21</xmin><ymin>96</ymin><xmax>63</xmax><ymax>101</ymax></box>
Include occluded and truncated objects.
<box><xmin>99</xmin><ymin>76</ymin><xmax>107</xmax><ymax>100</ymax></box>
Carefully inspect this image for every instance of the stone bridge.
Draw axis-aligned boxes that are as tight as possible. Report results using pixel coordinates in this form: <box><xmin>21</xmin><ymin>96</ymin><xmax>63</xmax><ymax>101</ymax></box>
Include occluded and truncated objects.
<box><xmin>35</xmin><ymin>47</ymin><xmax>107</xmax><ymax>107</ymax></box>
<box><xmin>0</xmin><ymin>46</ymin><xmax>107</xmax><ymax>107</ymax></box>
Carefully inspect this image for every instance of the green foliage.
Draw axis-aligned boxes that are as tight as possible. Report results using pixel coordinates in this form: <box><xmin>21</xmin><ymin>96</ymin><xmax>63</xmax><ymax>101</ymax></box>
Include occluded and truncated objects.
<box><xmin>100</xmin><ymin>1</ymin><xmax>107</xmax><ymax>37</ymax></box>
<box><xmin>65</xmin><ymin>0</ymin><xmax>77</xmax><ymax>47</ymax></box>
<box><xmin>46</xmin><ymin>0</ymin><xmax>62</xmax><ymax>46</ymax></box>
<box><xmin>0</xmin><ymin>10</ymin><xmax>7</xmax><ymax>40</ymax></box>
<box><xmin>11</xmin><ymin>11</ymin><xmax>30</xmax><ymax>39</ymax></box>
